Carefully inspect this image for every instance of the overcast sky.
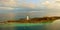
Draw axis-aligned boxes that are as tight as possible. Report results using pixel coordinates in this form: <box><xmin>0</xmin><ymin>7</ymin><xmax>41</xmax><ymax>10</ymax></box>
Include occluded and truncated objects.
<box><xmin>0</xmin><ymin>0</ymin><xmax>60</xmax><ymax>17</ymax></box>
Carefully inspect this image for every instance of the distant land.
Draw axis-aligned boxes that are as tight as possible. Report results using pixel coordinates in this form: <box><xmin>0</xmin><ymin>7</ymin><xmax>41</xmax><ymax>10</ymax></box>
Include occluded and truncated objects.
<box><xmin>1</xmin><ymin>16</ymin><xmax>60</xmax><ymax>24</ymax></box>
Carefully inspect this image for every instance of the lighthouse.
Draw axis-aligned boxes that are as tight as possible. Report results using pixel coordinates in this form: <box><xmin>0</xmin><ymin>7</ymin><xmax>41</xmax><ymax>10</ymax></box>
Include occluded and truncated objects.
<box><xmin>26</xmin><ymin>16</ymin><xmax>30</xmax><ymax>20</ymax></box>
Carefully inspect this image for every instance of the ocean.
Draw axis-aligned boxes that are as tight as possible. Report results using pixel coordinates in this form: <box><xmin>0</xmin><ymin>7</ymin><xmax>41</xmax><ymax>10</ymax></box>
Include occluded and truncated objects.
<box><xmin>0</xmin><ymin>23</ymin><xmax>49</xmax><ymax>30</ymax></box>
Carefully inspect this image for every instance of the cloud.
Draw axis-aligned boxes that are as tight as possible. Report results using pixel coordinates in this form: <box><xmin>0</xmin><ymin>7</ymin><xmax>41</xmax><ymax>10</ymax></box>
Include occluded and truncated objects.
<box><xmin>0</xmin><ymin>7</ymin><xmax>15</xmax><ymax>10</ymax></box>
<box><xmin>28</xmin><ymin>3</ymin><xmax>35</xmax><ymax>8</ymax></box>
<box><xmin>0</xmin><ymin>0</ymin><xmax>19</xmax><ymax>7</ymax></box>
<box><xmin>29</xmin><ymin>11</ymin><xmax>45</xmax><ymax>13</ymax></box>
<box><xmin>0</xmin><ymin>0</ymin><xmax>20</xmax><ymax>10</ymax></box>
<box><xmin>42</xmin><ymin>1</ymin><xmax>54</xmax><ymax>9</ymax></box>
<box><xmin>0</xmin><ymin>0</ymin><xmax>37</xmax><ymax>9</ymax></box>
<box><xmin>1</xmin><ymin>0</ymin><xmax>60</xmax><ymax>10</ymax></box>
<box><xmin>41</xmin><ymin>0</ymin><xmax>60</xmax><ymax>9</ymax></box>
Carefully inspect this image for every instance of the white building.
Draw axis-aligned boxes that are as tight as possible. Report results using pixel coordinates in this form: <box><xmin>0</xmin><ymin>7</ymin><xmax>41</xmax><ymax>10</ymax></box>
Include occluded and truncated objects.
<box><xmin>26</xmin><ymin>16</ymin><xmax>30</xmax><ymax>20</ymax></box>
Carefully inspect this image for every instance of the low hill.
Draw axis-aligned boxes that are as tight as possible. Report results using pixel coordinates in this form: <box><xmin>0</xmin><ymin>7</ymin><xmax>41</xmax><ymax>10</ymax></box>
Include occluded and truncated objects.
<box><xmin>5</xmin><ymin>16</ymin><xmax>60</xmax><ymax>23</ymax></box>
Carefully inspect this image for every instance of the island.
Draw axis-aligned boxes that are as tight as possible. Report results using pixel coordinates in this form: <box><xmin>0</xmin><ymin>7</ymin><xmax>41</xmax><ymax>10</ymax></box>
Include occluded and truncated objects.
<box><xmin>3</xmin><ymin>16</ymin><xmax>60</xmax><ymax>23</ymax></box>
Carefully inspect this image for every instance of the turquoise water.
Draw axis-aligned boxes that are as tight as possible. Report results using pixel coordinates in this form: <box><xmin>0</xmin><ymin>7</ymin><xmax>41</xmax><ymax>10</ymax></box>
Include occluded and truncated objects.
<box><xmin>0</xmin><ymin>23</ymin><xmax>50</xmax><ymax>30</ymax></box>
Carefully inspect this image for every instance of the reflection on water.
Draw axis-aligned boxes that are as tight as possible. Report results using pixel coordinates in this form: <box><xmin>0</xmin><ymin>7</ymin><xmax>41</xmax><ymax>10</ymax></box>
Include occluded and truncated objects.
<box><xmin>0</xmin><ymin>23</ymin><xmax>47</xmax><ymax>30</ymax></box>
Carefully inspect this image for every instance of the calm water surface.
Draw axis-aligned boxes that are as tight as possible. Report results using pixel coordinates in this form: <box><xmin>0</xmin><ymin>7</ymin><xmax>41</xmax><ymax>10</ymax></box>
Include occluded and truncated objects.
<box><xmin>0</xmin><ymin>23</ymin><xmax>50</xmax><ymax>30</ymax></box>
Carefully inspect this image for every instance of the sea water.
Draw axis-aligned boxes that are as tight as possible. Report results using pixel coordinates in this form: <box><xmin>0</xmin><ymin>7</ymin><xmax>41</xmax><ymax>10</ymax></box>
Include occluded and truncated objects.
<box><xmin>0</xmin><ymin>23</ymin><xmax>49</xmax><ymax>30</ymax></box>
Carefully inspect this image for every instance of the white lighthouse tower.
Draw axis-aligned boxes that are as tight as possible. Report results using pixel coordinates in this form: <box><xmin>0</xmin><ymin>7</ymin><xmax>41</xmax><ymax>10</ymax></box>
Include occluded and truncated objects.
<box><xmin>26</xmin><ymin>16</ymin><xmax>30</xmax><ymax>20</ymax></box>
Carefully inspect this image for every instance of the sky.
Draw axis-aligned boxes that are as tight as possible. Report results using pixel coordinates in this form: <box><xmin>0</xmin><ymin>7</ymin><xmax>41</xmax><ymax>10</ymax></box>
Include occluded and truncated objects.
<box><xmin>0</xmin><ymin>0</ymin><xmax>60</xmax><ymax>17</ymax></box>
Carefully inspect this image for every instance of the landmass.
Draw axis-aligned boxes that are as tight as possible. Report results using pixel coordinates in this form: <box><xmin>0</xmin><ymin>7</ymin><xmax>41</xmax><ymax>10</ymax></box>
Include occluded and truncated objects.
<box><xmin>4</xmin><ymin>16</ymin><xmax>60</xmax><ymax>23</ymax></box>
